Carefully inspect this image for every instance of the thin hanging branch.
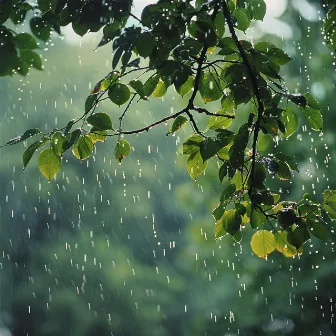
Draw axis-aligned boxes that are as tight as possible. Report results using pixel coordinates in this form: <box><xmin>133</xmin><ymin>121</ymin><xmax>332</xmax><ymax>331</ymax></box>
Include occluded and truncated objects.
<box><xmin>221</xmin><ymin>0</ymin><xmax>265</xmax><ymax>197</ymax></box>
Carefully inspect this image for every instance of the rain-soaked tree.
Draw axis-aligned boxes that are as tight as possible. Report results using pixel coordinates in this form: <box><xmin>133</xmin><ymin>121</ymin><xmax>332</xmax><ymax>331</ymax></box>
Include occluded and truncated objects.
<box><xmin>1</xmin><ymin>0</ymin><xmax>336</xmax><ymax>258</ymax></box>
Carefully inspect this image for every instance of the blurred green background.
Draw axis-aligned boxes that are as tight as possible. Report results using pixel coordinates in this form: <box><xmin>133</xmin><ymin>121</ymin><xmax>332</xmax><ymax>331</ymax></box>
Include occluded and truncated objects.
<box><xmin>0</xmin><ymin>1</ymin><xmax>336</xmax><ymax>335</ymax></box>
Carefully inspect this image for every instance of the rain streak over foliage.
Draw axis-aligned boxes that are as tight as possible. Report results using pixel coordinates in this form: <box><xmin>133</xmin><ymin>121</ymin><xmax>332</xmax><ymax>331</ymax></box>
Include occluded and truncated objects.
<box><xmin>0</xmin><ymin>0</ymin><xmax>336</xmax><ymax>335</ymax></box>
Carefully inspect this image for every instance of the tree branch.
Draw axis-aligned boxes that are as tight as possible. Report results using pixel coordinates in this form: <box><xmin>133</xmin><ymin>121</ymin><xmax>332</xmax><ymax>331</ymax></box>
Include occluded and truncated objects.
<box><xmin>221</xmin><ymin>0</ymin><xmax>264</xmax><ymax>197</ymax></box>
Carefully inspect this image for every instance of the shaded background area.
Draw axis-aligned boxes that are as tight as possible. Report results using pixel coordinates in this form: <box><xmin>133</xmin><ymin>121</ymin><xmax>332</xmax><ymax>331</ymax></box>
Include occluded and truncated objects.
<box><xmin>0</xmin><ymin>1</ymin><xmax>335</xmax><ymax>335</ymax></box>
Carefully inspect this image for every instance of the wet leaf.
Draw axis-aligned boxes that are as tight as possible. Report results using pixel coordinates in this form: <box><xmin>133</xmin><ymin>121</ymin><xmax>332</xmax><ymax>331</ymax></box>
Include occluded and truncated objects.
<box><xmin>187</xmin><ymin>151</ymin><xmax>207</xmax><ymax>180</ymax></box>
<box><xmin>251</xmin><ymin>230</ymin><xmax>275</xmax><ymax>258</ymax></box>
<box><xmin>87</xmin><ymin>112</ymin><xmax>113</xmax><ymax>130</ymax></box>
<box><xmin>73</xmin><ymin>135</ymin><xmax>94</xmax><ymax>160</ymax></box>
<box><xmin>114</xmin><ymin>139</ymin><xmax>131</xmax><ymax>163</ymax></box>
<box><xmin>38</xmin><ymin>148</ymin><xmax>61</xmax><ymax>180</ymax></box>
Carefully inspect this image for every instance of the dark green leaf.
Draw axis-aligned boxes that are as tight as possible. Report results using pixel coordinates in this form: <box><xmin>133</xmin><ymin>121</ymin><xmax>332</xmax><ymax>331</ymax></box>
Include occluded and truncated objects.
<box><xmin>200</xmin><ymin>138</ymin><xmax>218</xmax><ymax>162</ymax></box>
<box><xmin>143</xmin><ymin>75</ymin><xmax>160</xmax><ymax>97</ymax></box>
<box><xmin>87</xmin><ymin>112</ymin><xmax>113</xmax><ymax>130</ymax></box>
<box><xmin>323</xmin><ymin>189</ymin><xmax>336</xmax><ymax>220</ymax></box>
<box><xmin>136</xmin><ymin>32</ymin><xmax>155</xmax><ymax>58</ymax></box>
<box><xmin>276</xmin><ymin>160</ymin><xmax>291</xmax><ymax>180</ymax></box>
<box><xmin>108</xmin><ymin>83</ymin><xmax>131</xmax><ymax>106</ymax></box>
<box><xmin>232</xmin><ymin>8</ymin><xmax>251</xmax><ymax>32</ymax></box>
<box><xmin>222</xmin><ymin>209</ymin><xmax>241</xmax><ymax>236</ymax></box>
<box><xmin>220</xmin><ymin>183</ymin><xmax>236</xmax><ymax>203</ymax></box>
<box><xmin>274</xmin><ymin>152</ymin><xmax>298</xmax><ymax>171</ymax></box>
<box><xmin>287</xmin><ymin>227</ymin><xmax>310</xmax><ymax>249</ymax></box>
<box><xmin>20</xmin><ymin>50</ymin><xmax>42</xmax><ymax>70</ymax></box>
<box><xmin>14</xmin><ymin>33</ymin><xmax>38</xmax><ymax>49</ymax></box>
<box><xmin>0</xmin><ymin>0</ymin><xmax>12</xmax><ymax>24</ymax></box>
<box><xmin>229</xmin><ymin>123</ymin><xmax>249</xmax><ymax>170</ymax></box>
<box><xmin>247</xmin><ymin>0</ymin><xmax>266</xmax><ymax>21</ymax></box>
<box><xmin>267</xmin><ymin>47</ymin><xmax>291</xmax><ymax>65</ymax></box>
<box><xmin>3</xmin><ymin>128</ymin><xmax>41</xmax><ymax>146</ymax></box>
<box><xmin>30</xmin><ymin>17</ymin><xmax>51</xmax><ymax>41</ymax></box>
<box><xmin>23</xmin><ymin>137</ymin><xmax>48</xmax><ymax>170</ymax></box>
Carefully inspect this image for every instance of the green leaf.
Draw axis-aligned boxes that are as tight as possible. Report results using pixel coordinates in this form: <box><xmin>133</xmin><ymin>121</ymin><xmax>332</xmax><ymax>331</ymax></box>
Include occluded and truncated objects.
<box><xmin>200</xmin><ymin>138</ymin><xmax>218</xmax><ymax>162</ymax></box>
<box><xmin>301</xmin><ymin>106</ymin><xmax>323</xmax><ymax>131</ymax></box>
<box><xmin>274</xmin><ymin>231</ymin><xmax>297</xmax><ymax>257</ymax></box>
<box><xmin>287</xmin><ymin>227</ymin><xmax>310</xmax><ymax>249</ymax></box>
<box><xmin>257</xmin><ymin>133</ymin><xmax>272</xmax><ymax>152</ymax></box>
<box><xmin>214</xmin><ymin>12</ymin><xmax>225</xmax><ymax>37</ymax></box>
<box><xmin>218</xmin><ymin>37</ymin><xmax>238</xmax><ymax>55</ymax></box>
<box><xmin>249</xmin><ymin>206</ymin><xmax>266</xmax><ymax>229</ymax></box>
<box><xmin>136</xmin><ymin>32</ymin><xmax>155</xmax><ymax>58</ymax></box>
<box><xmin>14</xmin><ymin>33</ymin><xmax>38</xmax><ymax>49</ymax></box>
<box><xmin>187</xmin><ymin>151</ymin><xmax>207</xmax><ymax>180</ymax></box>
<box><xmin>279</xmin><ymin>108</ymin><xmax>298</xmax><ymax>138</ymax></box>
<box><xmin>215</xmin><ymin>219</ymin><xmax>227</xmax><ymax>240</ymax></box>
<box><xmin>222</xmin><ymin>209</ymin><xmax>241</xmax><ymax>236</ymax></box>
<box><xmin>254</xmin><ymin>41</ymin><xmax>276</xmax><ymax>53</ymax></box>
<box><xmin>87</xmin><ymin>128</ymin><xmax>107</xmax><ymax>143</ymax></box>
<box><xmin>323</xmin><ymin>189</ymin><xmax>336</xmax><ymax>220</ymax></box>
<box><xmin>143</xmin><ymin>75</ymin><xmax>160</xmax><ymax>97</ymax></box>
<box><xmin>38</xmin><ymin>0</ymin><xmax>57</xmax><ymax>13</ymax></box>
<box><xmin>304</xmin><ymin>92</ymin><xmax>320</xmax><ymax>110</ymax></box>
<box><xmin>207</xmin><ymin>111</ymin><xmax>233</xmax><ymax>130</ymax></box>
<box><xmin>129</xmin><ymin>80</ymin><xmax>145</xmax><ymax>98</ymax></box>
<box><xmin>158</xmin><ymin>60</ymin><xmax>176</xmax><ymax>77</ymax></box>
<box><xmin>276</xmin><ymin>160</ymin><xmax>291</xmax><ymax>180</ymax></box>
<box><xmin>3</xmin><ymin>128</ymin><xmax>41</xmax><ymax>146</ymax></box>
<box><xmin>114</xmin><ymin>139</ymin><xmax>131</xmax><ymax>163</ymax></box>
<box><xmin>251</xmin><ymin>230</ymin><xmax>275</xmax><ymax>258</ymax></box>
<box><xmin>247</xmin><ymin>0</ymin><xmax>266</xmax><ymax>21</ymax></box>
<box><xmin>108</xmin><ymin>83</ymin><xmax>131</xmax><ymax>106</ymax></box>
<box><xmin>151</xmin><ymin>79</ymin><xmax>167</xmax><ymax>98</ymax></box>
<box><xmin>30</xmin><ymin>17</ymin><xmax>51</xmax><ymax>41</ymax></box>
<box><xmin>84</xmin><ymin>94</ymin><xmax>98</xmax><ymax>114</ymax></box>
<box><xmin>274</xmin><ymin>152</ymin><xmax>298</xmax><ymax>171</ymax></box>
<box><xmin>87</xmin><ymin>112</ymin><xmax>113</xmax><ymax>130</ymax></box>
<box><xmin>220</xmin><ymin>183</ymin><xmax>236</xmax><ymax>203</ymax></box>
<box><xmin>229</xmin><ymin>123</ymin><xmax>249</xmax><ymax>170</ymax></box>
<box><xmin>199</xmin><ymin>72</ymin><xmax>223</xmax><ymax>103</ymax></box>
<box><xmin>219</xmin><ymin>162</ymin><xmax>228</xmax><ymax>182</ymax></box>
<box><xmin>288</xmin><ymin>93</ymin><xmax>307</xmax><ymax>107</ymax></box>
<box><xmin>267</xmin><ymin>47</ymin><xmax>291</xmax><ymax>65</ymax></box>
<box><xmin>51</xmin><ymin>131</ymin><xmax>64</xmax><ymax>156</ymax></box>
<box><xmin>175</xmin><ymin>76</ymin><xmax>194</xmax><ymax>97</ymax></box>
<box><xmin>0</xmin><ymin>0</ymin><xmax>12</xmax><ymax>24</ymax></box>
<box><xmin>62</xmin><ymin>128</ymin><xmax>81</xmax><ymax>152</ymax></box>
<box><xmin>73</xmin><ymin>136</ymin><xmax>94</xmax><ymax>160</ymax></box>
<box><xmin>309</xmin><ymin>221</ymin><xmax>328</xmax><ymax>241</ymax></box>
<box><xmin>20</xmin><ymin>50</ymin><xmax>42</xmax><ymax>70</ymax></box>
<box><xmin>169</xmin><ymin>115</ymin><xmax>188</xmax><ymax>134</ymax></box>
<box><xmin>183</xmin><ymin>134</ymin><xmax>203</xmax><ymax>155</ymax></box>
<box><xmin>232</xmin><ymin>8</ymin><xmax>251</xmax><ymax>32</ymax></box>
<box><xmin>23</xmin><ymin>137</ymin><xmax>48</xmax><ymax>170</ymax></box>
<box><xmin>38</xmin><ymin>148</ymin><xmax>62</xmax><ymax>181</ymax></box>
<box><xmin>63</xmin><ymin>119</ymin><xmax>75</xmax><ymax>136</ymax></box>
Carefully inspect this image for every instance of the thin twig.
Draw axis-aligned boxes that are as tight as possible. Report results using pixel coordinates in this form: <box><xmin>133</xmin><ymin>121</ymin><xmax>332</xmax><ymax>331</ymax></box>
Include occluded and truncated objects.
<box><xmin>221</xmin><ymin>0</ymin><xmax>264</xmax><ymax>198</ymax></box>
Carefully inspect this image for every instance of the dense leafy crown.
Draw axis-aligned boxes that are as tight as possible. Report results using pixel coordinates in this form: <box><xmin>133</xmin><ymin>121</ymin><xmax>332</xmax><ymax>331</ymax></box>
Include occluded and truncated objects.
<box><xmin>1</xmin><ymin>0</ymin><xmax>336</xmax><ymax>258</ymax></box>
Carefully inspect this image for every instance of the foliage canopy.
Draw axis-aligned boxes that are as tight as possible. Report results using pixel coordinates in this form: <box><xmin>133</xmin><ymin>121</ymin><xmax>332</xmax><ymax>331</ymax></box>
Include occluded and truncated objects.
<box><xmin>1</xmin><ymin>0</ymin><xmax>336</xmax><ymax>258</ymax></box>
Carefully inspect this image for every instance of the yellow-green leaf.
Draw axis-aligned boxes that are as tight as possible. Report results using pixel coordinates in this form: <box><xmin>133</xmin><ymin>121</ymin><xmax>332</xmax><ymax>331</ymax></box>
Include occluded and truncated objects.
<box><xmin>251</xmin><ymin>230</ymin><xmax>276</xmax><ymax>258</ymax></box>
<box><xmin>38</xmin><ymin>148</ymin><xmax>61</xmax><ymax>181</ymax></box>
